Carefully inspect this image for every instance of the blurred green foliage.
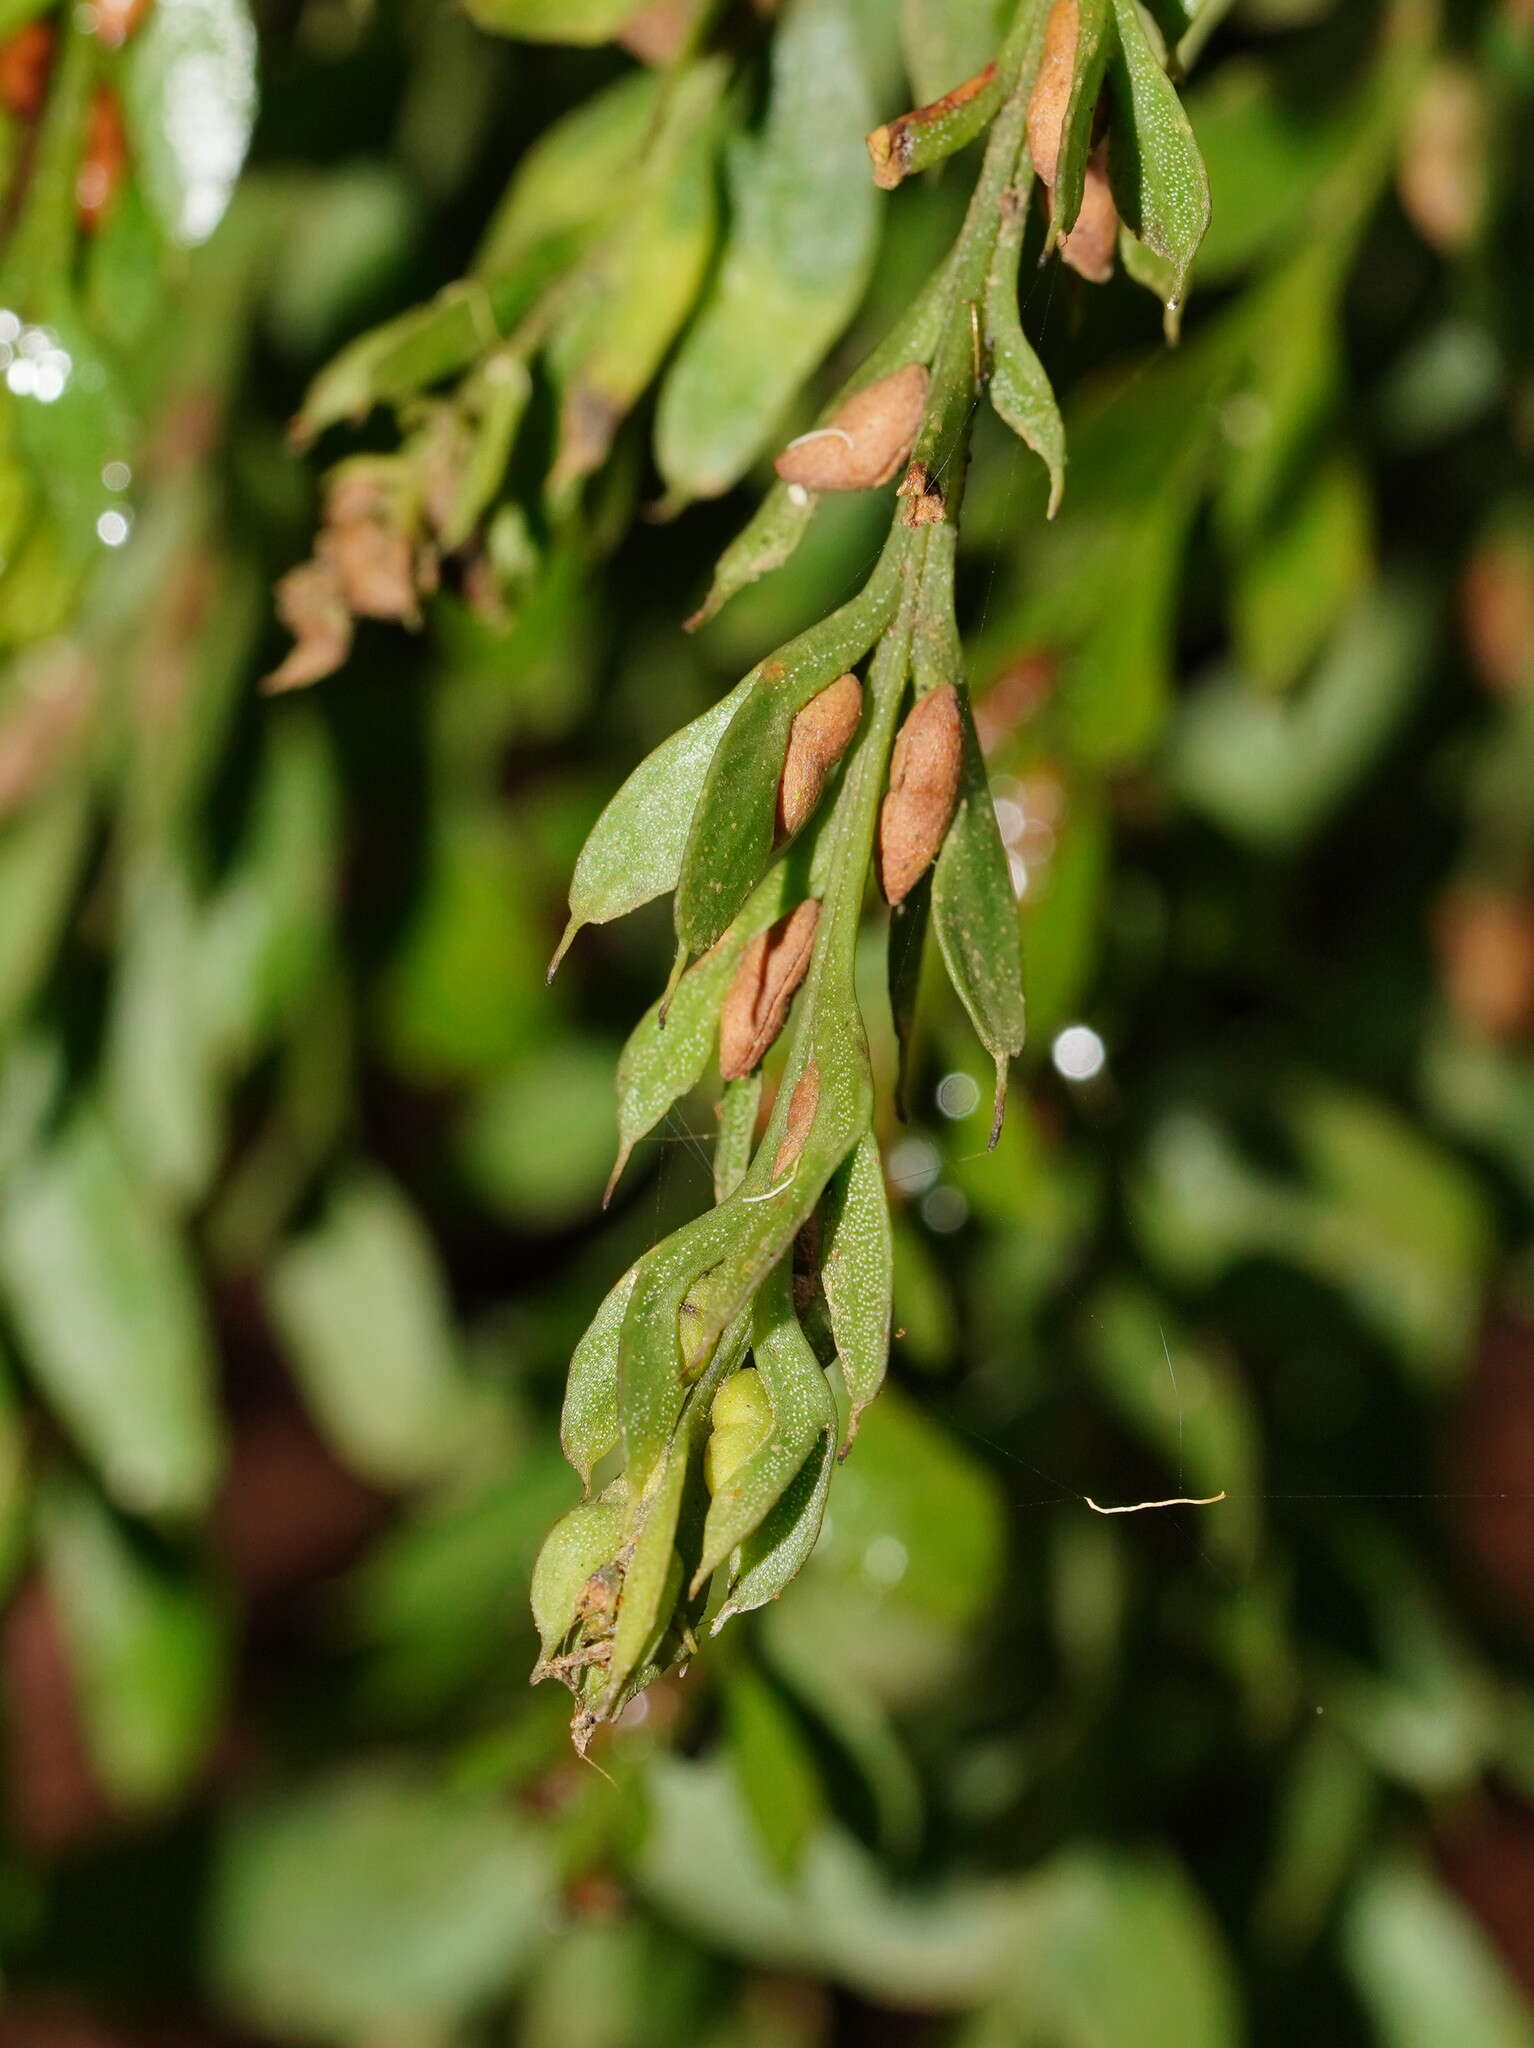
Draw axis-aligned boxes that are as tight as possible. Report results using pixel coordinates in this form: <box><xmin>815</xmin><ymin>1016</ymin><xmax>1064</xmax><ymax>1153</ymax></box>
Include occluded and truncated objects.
<box><xmin>0</xmin><ymin>0</ymin><xmax>1533</xmax><ymax>2041</ymax></box>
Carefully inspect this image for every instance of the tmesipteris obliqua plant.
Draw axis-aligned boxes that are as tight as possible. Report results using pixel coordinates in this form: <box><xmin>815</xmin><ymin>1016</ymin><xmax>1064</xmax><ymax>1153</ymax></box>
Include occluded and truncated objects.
<box><xmin>533</xmin><ymin>0</ymin><xmax>1210</xmax><ymax>1749</ymax></box>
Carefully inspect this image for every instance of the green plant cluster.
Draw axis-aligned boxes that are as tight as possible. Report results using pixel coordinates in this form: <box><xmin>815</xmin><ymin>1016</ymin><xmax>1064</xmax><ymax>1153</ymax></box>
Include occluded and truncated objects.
<box><xmin>0</xmin><ymin>0</ymin><xmax>1532</xmax><ymax>2042</ymax></box>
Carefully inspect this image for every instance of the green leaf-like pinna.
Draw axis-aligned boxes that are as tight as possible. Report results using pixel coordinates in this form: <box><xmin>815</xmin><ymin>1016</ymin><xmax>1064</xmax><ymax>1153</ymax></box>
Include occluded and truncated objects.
<box><xmin>532</xmin><ymin>0</ymin><xmax>1208</xmax><ymax>1748</ymax></box>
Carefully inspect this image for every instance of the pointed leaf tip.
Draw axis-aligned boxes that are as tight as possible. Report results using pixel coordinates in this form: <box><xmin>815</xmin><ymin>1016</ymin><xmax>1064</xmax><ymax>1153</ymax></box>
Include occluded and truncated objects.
<box><xmin>547</xmin><ymin>918</ymin><xmax>580</xmax><ymax>982</ymax></box>
<box><xmin>989</xmin><ymin>1057</ymin><xmax>1008</xmax><ymax>1150</ymax></box>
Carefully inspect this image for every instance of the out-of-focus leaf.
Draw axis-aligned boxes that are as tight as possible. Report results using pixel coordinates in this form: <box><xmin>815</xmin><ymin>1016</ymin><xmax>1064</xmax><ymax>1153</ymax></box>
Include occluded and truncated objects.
<box><xmin>1081</xmin><ymin>1282</ymin><xmax>1259</xmax><ymax>1562</ymax></box>
<box><xmin>0</xmin><ymin>1353</ymin><xmax>28</xmax><ymax>1600</ymax></box>
<box><xmin>8</xmin><ymin>311</ymin><xmax>135</xmax><ymax>574</ymax></box>
<box><xmin>84</xmin><ymin>182</ymin><xmax>169</xmax><ymax>355</ymax></box>
<box><xmin>124</xmin><ymin>0</ymin><xmax>258</xmax><ymax>247</ymax></box>
<box><xmin>1257</xmin><ymin>1727</ymin><xmax>1374</xmax><ymax>1950</ymax></box>
<box><xmin>1016</xmin><ymin>775</ymin><xmax>1108</xmax><ymax>1049</ymax></box>
<box><xmin>992</xmin><ymin>1848</ymin><xmax>1240</xmax><ymax>2048</ymax></box>
<box><xmin>476</xmin><ymin>70</ymin><xmax>661</xmax><ymax>281</ymax></box>
<box><xmin>121</xmin><ymin>524</ymin><xmax>262</xmax><ymax>841</ymax></box>
<box><xmin>1324</xmin><ymin>1520</ymin><xmax>1501</xmax><ymax>1793</ymax></box>
<box><xmin>763</xmin><ymin>1609</ymin><xmax>922</xmax><ymax>1856</ymax></box>
<box><xmin>460</xmin><ymin>1039</ymin><xmax>622</xmax><ymax>1229</ymax></box>
<box><xmin>520</xmin><ymin>1919</ymin><xmax>710</xmax><ymax>2048</ymax></box>
<box><xmin>211</xmin><ymin>1766</ymin><xmax>553</xmax><ymax>2041</ymax></box>
<box><xmin>547</xmin><ymin>60</ymin><xmax>726</xmax><ymax>500</ymax></box>
<box><xmin>38</xmin><ymin>1474</ymin><xmax>225</xmax><ymax>1809</ymax></box>
<box><xmin>899</xmin><ymin>0</ymin><xmax>1007</xmax><ymax>106</ymax></box>
<box><xmin>1344</xmin><ymin>1857</ymin><xmax>1534</xmax><ymax>2048</ymax></box>
<box><xmin>639</xmin><ymin>1754</ymin><xmax>1031</xmax><ymax>2004</ymax></box>
<box><xmin>461</xmin><ymin>0</ymin><xmax>640</xmax><ymax>41</ymax></box>
<box><xmin>0</xmin><ymin>1107</ymin><xmax>223</xmax><ymax>1517</ymax></box>
<box><xmin>265</xmin><ymin>1172</ymin><xmax>476</xmax><ymax>1487</ymax></box>
<box><xmin>888</xmin><ymin>1211</ymin><xmax>957</xmax><ymax>1367</ymax></box>
<box><xmin>1287</xmin><ymin>1080</ymin><xmax>1491</xmax><ymax>1380</ymax></box>
<box><xmin>106</xmin><ymin>855</ymin><xmax>220</xmax><ymax>1207</ymax></box>
<box><xmin>1184</xmin><ymin>62</ymin><xmax>1341</xmax><ymax>284</ymax></box>
<box><xmin>654</xmin><ymin>0</ymin><xmax>877</xmax><ymax>502</ymax></box>
<box><xmin>807</xmin><ymin>1383</ymin><xmax>1004</xmax><ymax>1631</ymax></box>
<box><xmin>381</xmin><ymin>806</ymin><xmax>544</xmax><ymax>1081</ymax></box>
<box><xmin>347</xmin><ymin>1446</ymin><xmax>577</xmax><ymax>1713</ymax></box>
<box><xmin>1377</xmin><ymin>319</ymin><xmax>1503</xmax><ymax>452</ymax></box>
<box><xmin>1062</xmin><ymin>488</ymin><xmax>1191</xmax><ymax>765</ymax></box>
<box><xmin>291</xmin><ymin>209</ymin><xmax>570</xmax><ymax>440</ymax></box>
<box><xmin>644</xmin><ymin>1762</ymin><xmax>1236</xmax><ymax>2034</ymax></box>
<box><xmin>1135</xmin><ymin>1081</ymin><xmax>1490</xmax><ymax>1378</ymax></box>
<box><xmin>723</xmin><ymin>1663</ymin><xmax>824</xmax><ymax>1880</ymax></box>
<box><xmin>0</xmin><ymin>788</ymin><xmax>88</xmax><ymax>1039</ymax></box>
<box><xmin>1232</xmin><ymin>454</ymin><xmax>1372</xmax><ymax>693</ymax></box>
<box><xmin>265</xmin><ymin>166</ymin><xmax>421</xmax><ymax>358</ymax></box>
<box><xmin>1216</xmin><ymin>248</ymin><xmax>1342</xmax><ymax>543</ymax></box>
<box><xmin>1421</xmin><ymin>1024</ymin><xmax>1534</xmax><ymax>1208</ymax></box>
<box><xmin>199</xmin><ymin>714</ymin><xmax>337</xmax><ymax>1068</ymax></box>
<box><xmin>1174</xmin><ymin>587</ymin><xmax>1429</xmax><ymax>849</ymax></box>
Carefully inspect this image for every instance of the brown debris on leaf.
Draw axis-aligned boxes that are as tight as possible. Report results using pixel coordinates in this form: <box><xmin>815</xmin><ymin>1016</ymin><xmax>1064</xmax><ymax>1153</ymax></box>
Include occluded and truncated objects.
<box><xmin>773</xmin><ymin>1062</ymin><xmax>820</xmax><ymax>1177</ymax></box>
<box><xmin>76</xmin><ymin>88</ymin><xmax>127</xmax><ymax>233</ymax></box>
<box><xmin>0</xmin><ymin>20</ymin><xmax>54</xmax><ymax>119</ymax></box>
<box><xmin>1434</xmin><ymin>886</ymin><xmax>1534</xmax><ymax>1041</ymax></box>
<box><xmin>619</xmin><ymin>0</ymin><xmax>699</xmax><ymax>64</ymax></box>
<box><xmin>1058</xmin><ymin>144</ymin><xmax>1118</xmax><ymax>283</ymax></box>
<box><xmin>878</xmin><ymin>682</ymin><xmax>962</xmax><ymax>904</ymax></box>
<box><xmin>1398</xmin><ymin>63</ymin><xmax>1488</xmax><ymax>255</ymax></box>
<box><xmin>1462</xmin><ymin>530</ymin><xmax>1534</xmax><ymax>696</ymax></box>
<box><xmin>1027</xmin><ymin>0</ymin><xmax>1079</xmax><ymax>189</ymax></box>
<box><xmin>323</xmin><ymin>464</ymin><xmax>431</xmax><ymax>621</ymax></box>
<box><xmin>264</xmin><ymin>560</ymin><xmax>354</xmax><ymax>695</ymax></box>
<box><xmin>774</xmin><ymin>365</ymin><xmax>929</xmax><ymax>493</ymax></box>
<box><xmin>777</xmin><ymin>673</ymin><xmax>862</xmax><ymax>839</ymax></box>
<box><xmin>720</xmin><ymin>900</ymin><xmax>821</xmax><ymax>1080</ymax></box>
<box><xmin>896</xmin><ymin>458</ymin><xmax>946</xmax><ymax>527</ymax></box>
<box><xmin>264</xmin><ymin>462</ymin><xmax>439</xmax><ymax>691</ymax></box>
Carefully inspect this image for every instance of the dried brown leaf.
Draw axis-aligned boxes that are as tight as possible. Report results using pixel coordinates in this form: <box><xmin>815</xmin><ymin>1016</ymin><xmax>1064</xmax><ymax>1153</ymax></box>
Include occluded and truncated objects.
<box><xmin>322</xmin><ymin>470</ymin><xmax>423</xmax><ymax>622</ymax></box>
<box><xmin>719</xmin><ymin>900</ymin><xmax>821</xmax><ymax>1081</ymax></box>
<box><xmin>777</xmin><ymin>672</ymin><xmax>862</xmax><ymax>840</ymax></box>
<box><xmin>1059</xmin><ymin>144</ymin><xmax>1117</xmax><ymax>283</ymax></box>
<box><xmin>263</xmin><ymin>560</ymin><xmax>354</xmax><ymax>694</ymax></box>
<box><xmin>774</xmin><ymin>365</ymin><xmax>929</xmax><ymax>493</ymax></box>
<box><xmin>1462</xmin><ymin>534</ymin><xmax>1534</xmax><ymax>696</ymax></box>
<box><xmin>878</xmin><ymin>682</ymin><xmax>962</xmax><ymax>905</ymax></box>
<box><xmin>1434</xmin><ymin>888</ymin><xmax>1534</xmax><ymax>1042</ymax></box>
<box><xmin>773</xmin><ymin>1062</ymin><xmax>820</xmax><ymax>1177</ymax></box>
<box><xmin>0</xmin><ymin>21</ymin><xmax>54</xmax><ymax>119</ymax></box>
<box><xmin>1027</xmin><ymin>0</ymin><xmax>1079</xmax><ymax>190</ymax></box>
<box><xmin>1398</xmin><ymin>64</ymin><xmax>1488</xmax><ymax>255</ymax></box>
<box><xmin>619</xmin><ymin>0</ymin><xmax>699</xmax><ymax>63</ymax></box>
